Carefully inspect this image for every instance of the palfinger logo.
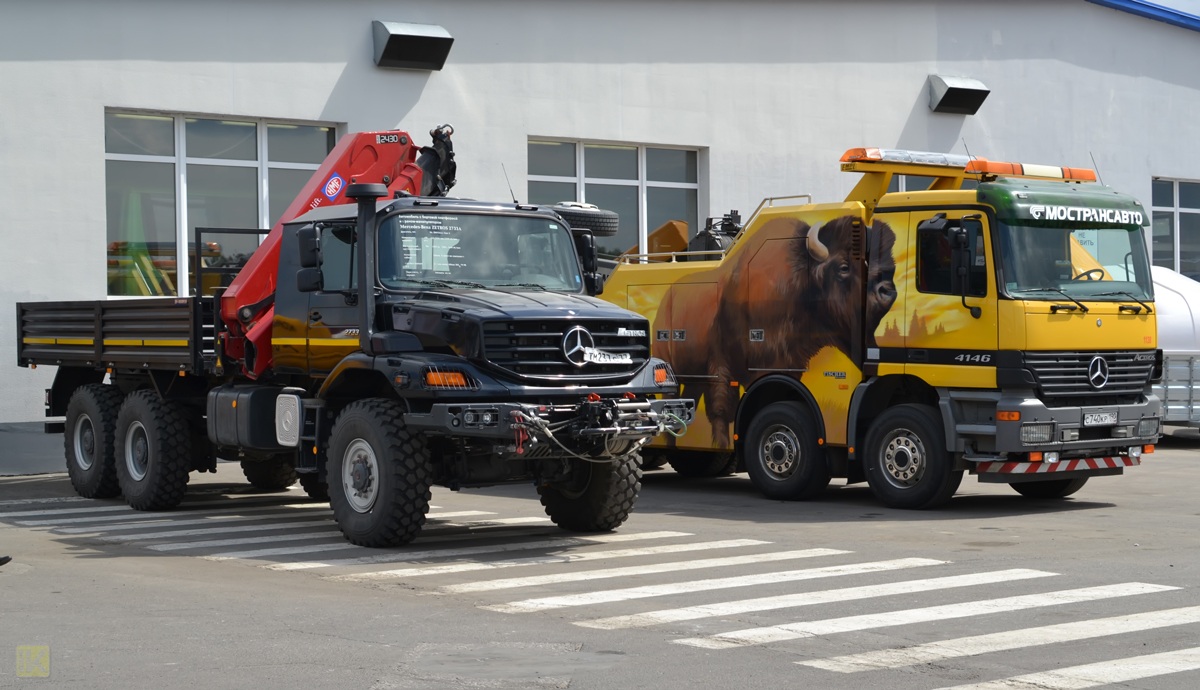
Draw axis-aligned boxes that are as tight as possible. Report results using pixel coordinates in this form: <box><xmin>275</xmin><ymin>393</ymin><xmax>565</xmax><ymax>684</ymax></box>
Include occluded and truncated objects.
<box><xmin>16</xmin><ymin>646</ymin><xmax>50</xmax><ymax>678</ymax></box>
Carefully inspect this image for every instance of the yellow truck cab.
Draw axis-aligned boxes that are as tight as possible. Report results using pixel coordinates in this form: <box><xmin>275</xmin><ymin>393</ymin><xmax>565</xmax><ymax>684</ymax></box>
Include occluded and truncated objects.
<box><xmin>604</xmin><ymin>147</ymin><xmax>1162</xmax><ymax>509</ymax></box>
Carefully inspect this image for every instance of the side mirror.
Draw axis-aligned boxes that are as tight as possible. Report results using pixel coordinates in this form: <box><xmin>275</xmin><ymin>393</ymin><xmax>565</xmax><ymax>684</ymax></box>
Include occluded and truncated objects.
<box><xmin>296</xmin><ymin>267</ymin><xmax>323</xmax><ymax>293</ymax></box>
<box><xmin>585</xmin><ymin>273</ymin><xmax>605</xmax><ymax>297</ymax></box>
<box><xmin>949</xmin><ymin>227</ymin><xmax>982</xmax><ymax>319</ymax></box>
<box><xmin>297</xmin><ymin>224</ymin><xmax>320</xmax><ymax>269</ymax></box>
<box><xmin>573</xmin><ymin>230</ymin><xmax>598</xmax><ymax>274</ymax></box>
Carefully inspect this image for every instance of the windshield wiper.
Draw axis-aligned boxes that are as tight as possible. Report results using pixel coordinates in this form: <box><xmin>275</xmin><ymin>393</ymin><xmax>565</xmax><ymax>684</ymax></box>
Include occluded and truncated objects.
<box><xmin>1022</xmin><ymin>287</ymin><xmax>1089</xmax><ymax>313</ymax></box>
<box><xmin>1095</xmin><ymin>291</ymin><xmax>1153</xmax><ymax>314</ymax></box>
<box><xmin>494</xmin><ymin>283</ymin><xmax>549</xmax><ymax>291</ymax></box>
<box><xmin>386</xmin><ymin>278</ymin><xmax>488</xmax><ymax>289</ymax></box>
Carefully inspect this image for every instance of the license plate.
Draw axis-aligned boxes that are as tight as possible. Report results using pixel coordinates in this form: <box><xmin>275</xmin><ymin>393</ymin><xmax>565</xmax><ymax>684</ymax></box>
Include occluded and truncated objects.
<box><xmin>1083</xmin><ymin>411</ymin><xmax>1117</xmax><ymax>427</ymax></box>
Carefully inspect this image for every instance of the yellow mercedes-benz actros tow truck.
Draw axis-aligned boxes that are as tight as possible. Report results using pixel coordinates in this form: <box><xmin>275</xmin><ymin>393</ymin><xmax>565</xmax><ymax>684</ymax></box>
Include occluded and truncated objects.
<box><xmin>604</xmin><ymin>148</ymin><xmax>1162</xmax><ymax>509</ymax></box>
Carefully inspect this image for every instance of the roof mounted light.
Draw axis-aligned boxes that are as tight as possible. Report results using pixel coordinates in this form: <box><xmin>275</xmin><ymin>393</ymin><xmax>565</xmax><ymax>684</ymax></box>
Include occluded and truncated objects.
<box><xmin>964</xmin><ymin>159</ymin><xmax>1097</xmax><ymax>182</ymax></box>
<box><xmin>840</xmin><ymin>147</ymin><xmax>975</xmax><ymax>168</ymax></box>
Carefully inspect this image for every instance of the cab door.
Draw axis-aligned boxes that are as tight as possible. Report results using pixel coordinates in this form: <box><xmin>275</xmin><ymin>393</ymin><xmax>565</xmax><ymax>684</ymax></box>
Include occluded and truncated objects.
<box><xmin>901</xmin><ymin>211</ymin><xmax>998</xmax><ymax>388</ymax></box>
<box><xmin>305</xmin><ymin>224</ymin><xmax>362</xmax><ymax>376</ymax></box>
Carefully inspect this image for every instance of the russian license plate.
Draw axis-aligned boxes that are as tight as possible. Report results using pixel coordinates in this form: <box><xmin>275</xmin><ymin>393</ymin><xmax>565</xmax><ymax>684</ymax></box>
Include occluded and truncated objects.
<box><xmin>1083</xmin><ymin>411</ymin><xmax>1117</xmax><ymax>427</ymax></box>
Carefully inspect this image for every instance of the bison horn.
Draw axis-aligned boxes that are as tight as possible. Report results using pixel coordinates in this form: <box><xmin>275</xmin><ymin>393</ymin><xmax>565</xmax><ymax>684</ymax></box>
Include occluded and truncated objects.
<box><xmin>805</xmin><ymin>226</ymin><xmax>829</xmax><ymax>261</ymax></box>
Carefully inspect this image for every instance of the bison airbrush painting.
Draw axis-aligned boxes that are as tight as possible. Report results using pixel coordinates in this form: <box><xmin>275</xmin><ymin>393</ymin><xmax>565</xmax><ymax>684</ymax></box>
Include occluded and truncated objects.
<box><xmin>654</xmin><ymin>213</ymin><xmax>897</xmax><ymax>448</ymax></box>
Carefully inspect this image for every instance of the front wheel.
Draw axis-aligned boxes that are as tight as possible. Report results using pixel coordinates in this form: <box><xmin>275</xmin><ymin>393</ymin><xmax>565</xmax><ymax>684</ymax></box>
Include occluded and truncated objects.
<box><xmin>539</xmin><ymin>453</ymin><xmax>642</xmax><ymax>532</ymax></box>
<box><xmin>668</xmin><ymin>450</ymin><xmax>738</xmax><ymax>478</ymax></box>
<box><xmin>863</xmin><ymin>404</ymin><xmax>961</xmax><ymax>509</ymax></box>
<box><xmin>744</xmin><ymin>401</ymin><xmax>830</xmax><ymax>500</ymax></box>
<box><xmin>240</xmin><ymin>456</ymin><xmax>298</xmax><ymax>491</ymax></box>
<box><xmin>1009</xmin><ymin>477</ymin><xmax>1089</xmax><ymax>499</ymax></box>
<box><xmin>327</xmin><ymin>399</ymin><xmax>433</xmax><ymax>547</ymax></box>
<box><xmin>64</xmin><ymin>384</ymin><xmax>125</xmax><ymax>499</ymax></box>
<box><xmin>114</xmin><ymin>390</ymin><xmax>192</xmax><ymax>510</ymax></box>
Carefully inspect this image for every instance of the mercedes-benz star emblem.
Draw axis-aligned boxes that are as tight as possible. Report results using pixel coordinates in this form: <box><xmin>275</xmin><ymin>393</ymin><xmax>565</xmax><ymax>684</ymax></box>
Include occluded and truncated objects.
<box><xmin>1087</xmin><ymin>355</ymin><xmax>1109</xmax><ymax>389</ymax></box>
<box><xmin>562</xmin><ymin>326</ymin><xmax>594</xmax><ymax>367</ymax></box>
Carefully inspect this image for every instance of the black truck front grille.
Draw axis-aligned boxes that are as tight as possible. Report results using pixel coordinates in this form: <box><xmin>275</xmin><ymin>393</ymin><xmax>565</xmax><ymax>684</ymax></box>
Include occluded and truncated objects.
<box><xmin>482</xmin><ymin>319</ymin><xmax>650</xmax><ymax>382</ymax></box>
<box><xmin>1024</xmin><ymin>350</ymin><xmax>1155</xmax><ymax>407</ymax></box>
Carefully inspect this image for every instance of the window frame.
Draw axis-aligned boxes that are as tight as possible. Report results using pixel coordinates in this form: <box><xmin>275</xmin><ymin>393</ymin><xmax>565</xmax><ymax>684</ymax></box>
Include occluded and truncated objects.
<box><xmin>1151</xmin><ymin>177</ymin><xmax>1200</xmax><ymax>278</ymax></box>
<box><xmin>104</xmin><ymin>110</ymin><xmax>339</xmax><ymax>296</ymax></box>
<box><xmin>527</xmin><ymin>139</ymin><xmax>701</xmax><ymax>257</ymax></box>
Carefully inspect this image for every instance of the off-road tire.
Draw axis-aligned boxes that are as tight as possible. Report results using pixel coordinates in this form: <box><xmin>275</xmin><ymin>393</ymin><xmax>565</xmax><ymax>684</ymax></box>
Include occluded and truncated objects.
<box><xmin>668</xmin><ymin>450</ymin><xmax>738</xmax><ymax>478</ymax></box>
<box><xmin>64</xmin><ymin>384</ymin><xmax>125</xmax><ymax>499</ymax></box>
<box><xmin>863</xmin><ymin>403</ymin><xmax>962</xmax><ymax>510</ymax></box>
<box><xmin>1009</xmin><ymin>477</ymin><xmax>1089</xmax><ymax>499</ymax></box>
<box><xmin>744</xmin><ymin>401</ymin><xmax>831</xmax><ymax>500</ymax></box>
<box><xmin>538</xmin><ymin>453</ymin><xmax>642</xmax><ymax>532</ymax></box>
<box><xmin>327</xmin><ymin>399</ymin><xmax>433</xmax><ymax>547</ymax></box>
<box><xmin>640</xmin><ymin>451</ymin><xmax>669</xmax><ymax>471</ymax></box>
<box><xmin>298</xmin><ymin>472</ymin><xmax>330</xmax><ymax>501</ymax></box>
<box><xmin>241</xmin><ymin>456</ymin><xmax>298</xmax><ymax>491</ymax></box>
<box><xmin>114</xmin><ymin>390</ymin><xmax>192</xmax><ymax>510</ymax></box>
<box><xmin>551</xmin><ymin>203</ymin><xmax>620</xmax><ymax>237</ymax></box>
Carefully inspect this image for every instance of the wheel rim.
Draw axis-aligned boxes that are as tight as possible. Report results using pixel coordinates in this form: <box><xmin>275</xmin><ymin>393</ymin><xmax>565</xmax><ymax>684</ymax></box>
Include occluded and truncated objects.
<box><xmin>342</xmin><ymin>439</ymin><xmax>379</xmax><ymax>513</ymax></box>
<box><xmin>73</xmin><ymin>413</ymin><xmax>96</xmax><ymax>471</ymax></box>
<box><xmin>879</xmin><ymin>427</ymin><xmax>926</xmax><ymax>488</ymax></box>
<box><xmin>758</xmin><ymin>425</ymin><xmax>799</xmax><ymax>479</ymax></box>
<box><xmin>124</xmin><ymin>421</ymin><xmax>150</xmax><ymax>481</ymax></box>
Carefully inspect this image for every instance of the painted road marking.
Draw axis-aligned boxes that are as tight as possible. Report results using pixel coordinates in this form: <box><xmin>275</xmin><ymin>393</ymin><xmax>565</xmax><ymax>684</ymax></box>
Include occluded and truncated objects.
<box><xmin>577</xmin><ymin>568</ymin><xmax>1055</xmax><ymax>629</ymax></box>
<box><xmin>674</xmin><ymin>583</ymin><xmax>1179</xmax><ymax>650</ymax></box>
<box><xmin>937</xmin><ymin>645</ymin><xmax>1200</xmax><ymax>689</ymax></box>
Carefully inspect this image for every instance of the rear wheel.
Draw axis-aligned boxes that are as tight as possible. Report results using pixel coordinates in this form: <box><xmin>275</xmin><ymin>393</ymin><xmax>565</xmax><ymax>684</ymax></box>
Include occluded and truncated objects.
<box><xmin>114</xmin><ymin>390</ymin><xmax>192</xmax><ymax>510</ymax></box>
<box><xmin>64</xmin><ymin>384</ymin><xmax>125</xmax><ymax>499</ymax></box>
<box><xmin>744</xmin><ymin>401</ymin><xmax>830</xmax><ymax>500</ymax></box>
<box><xmin>1009</xmin><ymin>477</ymin><xmax>1089</xmax><ymax>499</ymax></box>
<box><xmin>297</xmin><ymin>472</ymin><xmax>329</xmax><ymax>501</ymax></box>
<box><xmin>327</xmin><ymin>399</ymin><xmax>433</xmax><ymax>547</ymax></box>
<box><xmin>863</xmin><ymin>404</ymin><xmax>961</xmax><ymax>509</ymax></box>
<box><xmin>669</xmin><ymin>450</ymin><xmax>738</xmax><ymax>478</ymax></box>
<box><xmin>539</xmin><ymin>453</ymin><xmax>641</xmax><ymax>532</ymax></box>
<box><xmin>240</xmin><ymin>456</ymin><xmax>298</xmax><ymax>491</ymax></box>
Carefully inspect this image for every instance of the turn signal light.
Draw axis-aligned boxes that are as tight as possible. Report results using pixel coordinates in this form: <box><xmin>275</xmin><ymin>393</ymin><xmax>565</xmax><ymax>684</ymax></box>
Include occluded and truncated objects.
<box><xmin>424</xmin><ymin>370</ymin><xmax>469</xmax><ymax>388</ymax></box>
<box><xmin>1143</xmin><ymin>444</ymin><xmax>1155</xmax><ymax>454</ymax></box>
<box><xmin>997</xmin><ymin>410</ymin><xmax>1021</xmax><ymax>422</ymax></box>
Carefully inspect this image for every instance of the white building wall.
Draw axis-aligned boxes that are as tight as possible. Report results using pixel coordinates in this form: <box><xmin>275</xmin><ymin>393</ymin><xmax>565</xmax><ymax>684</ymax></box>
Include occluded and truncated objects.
<box><xmin>1</xmin><ymin>0</ymin><xmax>1198</xmax><ymax>422</ymax></box>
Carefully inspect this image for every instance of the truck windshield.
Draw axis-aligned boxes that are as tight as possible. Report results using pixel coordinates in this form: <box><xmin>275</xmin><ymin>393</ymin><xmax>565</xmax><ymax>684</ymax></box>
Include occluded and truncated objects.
<box><xmin>377</xmin><ymin>213</ymin><xmax>583</xmax><ymax>292</ymax></box>
<box><xmin>997</xmin><ymin>223</ymin><xmax>1153</xmax><ymax>302</ymax></box>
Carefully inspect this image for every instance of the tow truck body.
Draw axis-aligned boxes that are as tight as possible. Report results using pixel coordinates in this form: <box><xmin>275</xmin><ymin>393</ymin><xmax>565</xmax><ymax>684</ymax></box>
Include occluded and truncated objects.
<box><xmin>604</xmin><ymin>147</ymin><xmax>1160</xmax><ymax>508</ymax></box>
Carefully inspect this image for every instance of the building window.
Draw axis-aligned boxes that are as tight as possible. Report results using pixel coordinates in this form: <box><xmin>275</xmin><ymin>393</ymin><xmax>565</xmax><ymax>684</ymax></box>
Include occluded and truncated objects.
<box><xmin>527</xmin><ymin>140</ymin><xmax>700</xmax><ymax>259</ymax></box>
<box><xmin>104</xmin><ymin>111</ymin><xmax>337</xmax><ymax>296</ymax></box>
<box><xmin>1151</xmin><ymin>178</ymin><xmax>1200</xmax><ymax>280</ymax></box>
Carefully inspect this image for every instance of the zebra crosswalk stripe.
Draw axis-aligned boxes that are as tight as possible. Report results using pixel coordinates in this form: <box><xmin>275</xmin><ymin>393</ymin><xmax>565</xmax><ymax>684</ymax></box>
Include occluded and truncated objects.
<box><xmin>335</xmin><ymin>539</ymin><xmax>773</xmax><ymax>580</ymax></box>
<box><xmin>800</xmin><ymin>605</ymin><xmax>1200</xmax><ymax>673</ymax></box>
<box><xmin>49</xmin><ymin>504</ymin><xmax>328</xmax><ymax>532</ymax></box>
<box><xmin>674</xmin><ymin>582</ymin><xmax>1180</xmax><ymax>650</ymax></box>
<box><xmin>936</xmin><ymin>645</ymin><xmax>1200</xmax><ymax>690</ymax></box>
<box><xmin>486</xmin><ymin>557</ymin><xmax>941</xmax><ymax>614</ymax></box>
<box><xmin>446</xmin><ymin>548</ymin><xmax>851</xmax><ymax>595</ymax></box>
<box><xmin>99</xmin><ymin>518</ymin><xmax>334</xmax><ymax>542</ymax></box>
<box><xmin>268</xmin><ymin>530</ymin><xmax>693</xmax><ymax>570</ymax></box>
<box><xmin>147</xmin><ymin>530</ymin><xmax>349</xmax><ymax>552</ymax></box>
<box><xmin>576</xmin><ymin>568</ymin><xmax>1055</xmax><ymax>630</ymax></box>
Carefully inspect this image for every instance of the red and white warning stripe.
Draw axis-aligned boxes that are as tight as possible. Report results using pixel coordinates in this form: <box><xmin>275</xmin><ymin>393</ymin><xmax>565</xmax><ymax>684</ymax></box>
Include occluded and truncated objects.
<box><xmin>975</xmin><ymin>456</ymin><xmax>1140</xmax><ymax>475</ymax></box>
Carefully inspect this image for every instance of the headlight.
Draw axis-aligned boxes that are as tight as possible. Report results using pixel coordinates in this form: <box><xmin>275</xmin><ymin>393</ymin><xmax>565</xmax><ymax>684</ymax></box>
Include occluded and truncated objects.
<box><xmin>1020</xmin><ymin>423</ymin><xmax>1054</xmax><ymax>444</ymax></box>
<box><xmin>1136</xmin><ymin>418</ymin><xmax>1161</xmax><ymax>437</ymax></box>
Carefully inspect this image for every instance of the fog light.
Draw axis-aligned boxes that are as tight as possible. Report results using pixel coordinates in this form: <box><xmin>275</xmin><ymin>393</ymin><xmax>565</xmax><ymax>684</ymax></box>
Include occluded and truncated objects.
<box><xmin>1136</xmin><ymin>418</ymin><xmax>1161</xmax><ymax>437</ymax></box>
<box><xmin>1020</xmin><ymin>423</ymin><xmax>1054</xmax><ymax>444</ymax></box>
<box><xmin>1129</xmin><ymin>445</ymin><xmax>1142</xmax><ymax>459</ymax></box>
<box><xmin>481</xmin><ymin>411</ymin><xmax>495</xmax><ymax>425</ymax></box>
<box><xmin>1044</xmin><ymin>451</ymin><xmax>1059</xmax><ymax>463</ymax></box>
<box><xmin>463</xmin><ymin>410</ymin><xmax>478</xmax><ymax>425</ymax></box>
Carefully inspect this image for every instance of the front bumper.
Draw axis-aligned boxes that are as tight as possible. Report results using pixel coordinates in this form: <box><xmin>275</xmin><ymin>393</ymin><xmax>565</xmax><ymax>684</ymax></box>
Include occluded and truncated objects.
<box><xmin>404</xmin><ymin>397</ymin><xmax>695</xmax><ymax>445</ymax></box>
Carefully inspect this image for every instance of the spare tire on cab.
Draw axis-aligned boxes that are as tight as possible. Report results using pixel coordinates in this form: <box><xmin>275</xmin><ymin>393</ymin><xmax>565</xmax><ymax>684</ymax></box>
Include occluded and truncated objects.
<box><xmin>551</xmin><ymin>202</ymin><xmax>619</xmax><ymax>237</ymax></box>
